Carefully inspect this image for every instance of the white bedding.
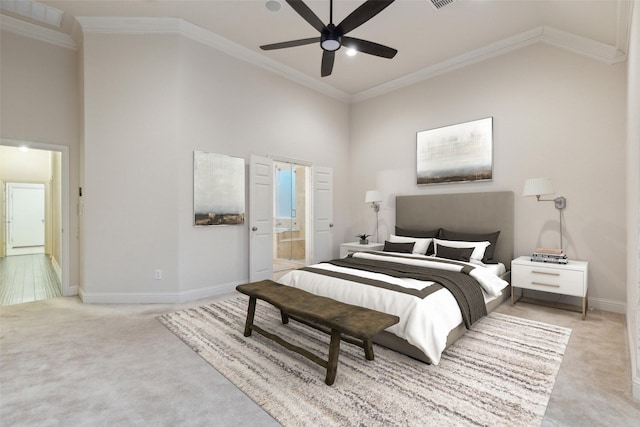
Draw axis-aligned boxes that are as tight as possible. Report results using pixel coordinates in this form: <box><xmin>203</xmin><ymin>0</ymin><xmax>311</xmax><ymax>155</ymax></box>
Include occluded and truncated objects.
<box><xmin>277</xmin><ymin>251</ymin><xmax>508</xmax><ymax>365</ymax></box>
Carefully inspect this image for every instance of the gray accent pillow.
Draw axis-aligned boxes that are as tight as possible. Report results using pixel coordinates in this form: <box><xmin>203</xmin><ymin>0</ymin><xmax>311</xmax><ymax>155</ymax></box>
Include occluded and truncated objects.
<box><xmin>383</xmin><ymin>241</ymin><xmax>415</xmax><ymax>254</ymax></box>
<box><xmin>436</xmin><ymin>245</ymin><xmax>474</xmax><ymax>262</ymax></box>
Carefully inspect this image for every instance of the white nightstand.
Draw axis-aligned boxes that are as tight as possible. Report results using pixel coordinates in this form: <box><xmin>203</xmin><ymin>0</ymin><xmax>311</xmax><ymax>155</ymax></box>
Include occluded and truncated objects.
<box><xmin>511</xmin><ymin>256</ymin><xmax>589</xmax><ymax>319</ymax></box>
<box><xmin>340</xmin><ymin>241</ymin><xmax>384</xmax><ymax>258</ymax></box>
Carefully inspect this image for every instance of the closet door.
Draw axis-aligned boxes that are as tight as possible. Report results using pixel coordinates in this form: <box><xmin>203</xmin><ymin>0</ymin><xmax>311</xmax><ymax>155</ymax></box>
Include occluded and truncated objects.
<box><xmin>6</xmin><ymin>183</ymin><xmax>45</xmax><ymax>256</ymax></box>
<box><xmin>312</xmin><ymin>166</ymin><xmax>333</xmax><ymax>263</ymax></box>
<box><xmin>249</xmin><ymin>155</ymin><xmax>273</xmax><ymax>282</ymax></box>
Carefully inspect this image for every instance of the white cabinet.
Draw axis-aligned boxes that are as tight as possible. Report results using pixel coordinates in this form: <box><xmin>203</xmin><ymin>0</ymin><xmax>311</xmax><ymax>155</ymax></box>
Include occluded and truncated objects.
<box><xmin>339</xmin><ymin>242</ymin><xmax>384</xmax><ymax>258</ymax></box>
<box><xmin>511</xmin><ymin>256</ymin><xmax>588</xmax><ymax>319</ymax></box>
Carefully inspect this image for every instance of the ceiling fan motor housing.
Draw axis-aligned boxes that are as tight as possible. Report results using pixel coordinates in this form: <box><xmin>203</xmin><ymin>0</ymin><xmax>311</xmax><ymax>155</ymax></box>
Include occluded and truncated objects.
<box><xmin>321</xmin><ymin>24</ymin><xmax>342</xmax><ymax>51</ymax></box>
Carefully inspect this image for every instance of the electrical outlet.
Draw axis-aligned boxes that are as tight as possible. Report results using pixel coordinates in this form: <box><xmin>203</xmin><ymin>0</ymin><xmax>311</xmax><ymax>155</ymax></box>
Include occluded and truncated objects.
<box><xmin>154</xmin><ymin>269</ymin><xmax>162</xmax><ymax>280</ymax></box>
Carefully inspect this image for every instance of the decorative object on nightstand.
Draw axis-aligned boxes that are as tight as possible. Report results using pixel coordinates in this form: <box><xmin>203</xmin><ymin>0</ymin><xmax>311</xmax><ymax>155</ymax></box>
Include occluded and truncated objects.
<box><xmin>340</xmin><ymin>242</ymin><xmax>385</xmax><ymax>258</ymax></box>
<box><xmin>531</xmin><ymin>247</ymin><xmax>568</xmax><ymax>264</ymax></box>
<box><xmin>523</xmin><ymin>177</ymin><xmax>567</xmax><ymax>250</ymax></box>
<box><xmin>511</xmin><ymin>256</ymin><xmax>588</xmax><ymax>320</ymax></box>
<box><xmin>365</xmin><ymin>190</ymin><xmax>382</xmax><ymax>242</ymax></box>
<box><xmin>356</xmin><ymin>233</ymin><xmax>371</xmax><ymax>245</ymax></box>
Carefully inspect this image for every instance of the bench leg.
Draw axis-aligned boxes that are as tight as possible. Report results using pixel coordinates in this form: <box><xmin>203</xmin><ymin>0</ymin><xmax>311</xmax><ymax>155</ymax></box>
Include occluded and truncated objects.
<box><xmin>243</xmin><ymin>296</ymin><xmax>257</xmax><ymax>337</ymax></box>
<box><xmin>280</xmin><ymin>310</ymin><xmax>289</xmax><ymax>325</ymax></box>
<box><xmin>325</xmin><ymin>329</ymin><xmax>342</xmax><ymax>386</ymax></box>
<box><xmin>363</xmin><ymin>338</ymin><xmax>375</xmax><ymax>361</ymax></box>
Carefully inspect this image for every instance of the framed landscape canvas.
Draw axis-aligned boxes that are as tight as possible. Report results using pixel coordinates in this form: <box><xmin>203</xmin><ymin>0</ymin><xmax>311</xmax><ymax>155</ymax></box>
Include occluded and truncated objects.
<box><xmin>416</xmin><ymin>117</ymin><xmax>493</xmax><ymax>185</ymax></box>
<box><xmin>194</xmin><ymin>151</ymin><xmax>245</xmax><ymax>226</ymax></box>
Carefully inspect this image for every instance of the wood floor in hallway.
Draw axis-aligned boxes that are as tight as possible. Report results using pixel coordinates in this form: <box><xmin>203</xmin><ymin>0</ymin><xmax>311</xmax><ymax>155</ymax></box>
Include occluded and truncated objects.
<box><xmin>0</xmin><ymin>254</ymin><xmax>61</xmax><ymax>306</ymax></box>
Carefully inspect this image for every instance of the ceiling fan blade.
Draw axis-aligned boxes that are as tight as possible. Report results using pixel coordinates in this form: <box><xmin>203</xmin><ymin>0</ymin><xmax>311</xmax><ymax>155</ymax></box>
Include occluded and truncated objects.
<box><xmin>337</xmin><ymin>0</ymin><xmax>395</xmax><ymax>35</ymax></box>
<box><xmin>321</xmin><ymin>50</ymin><xmax>335</xmax><ymax>77</ymax></box>
<box><xmin>260</xmin><ymin>37</ymin><xmax>320</xmax><ymax>50</ymax></box>
<box><xmin>342</xmin><ymin>36</ymin><xmax>397</xmax><ymax>58</ymax></box>
<box><xmin>286</xmin><ymin>0</ymin><xmax>326</xmax><ymax>33</ymax></box>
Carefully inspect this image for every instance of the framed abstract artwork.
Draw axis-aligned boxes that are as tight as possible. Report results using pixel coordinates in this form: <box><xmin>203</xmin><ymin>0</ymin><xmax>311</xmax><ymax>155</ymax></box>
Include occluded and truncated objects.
<box><xmin>416</xmin><ymin>117</ymin><xmax>493</xmax><ymax>185</ymax></box>
<box><xmin>193</xmin><ymin>151</ymin><xmax>245</xmax><ymax>226</ymax></box>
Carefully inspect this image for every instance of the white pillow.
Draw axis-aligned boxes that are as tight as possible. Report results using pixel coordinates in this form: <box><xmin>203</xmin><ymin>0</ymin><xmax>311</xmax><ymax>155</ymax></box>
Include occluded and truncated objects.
<box><xmin>433</xmin><ymin>238</ymin><xmax>490</xmax><ymax>263</ymax></box>
<box><xmin>389</xmin><ymin>234</ymin><xmax>432</xmax><ymax>255</ymax></box>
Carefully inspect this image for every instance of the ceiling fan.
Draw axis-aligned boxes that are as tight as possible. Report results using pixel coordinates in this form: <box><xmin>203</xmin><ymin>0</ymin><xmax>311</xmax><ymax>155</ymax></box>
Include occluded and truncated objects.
<box><xmin>260</xmin><ymin>0</ymin><xmax>398</xmax><ymax>77</ymax></box>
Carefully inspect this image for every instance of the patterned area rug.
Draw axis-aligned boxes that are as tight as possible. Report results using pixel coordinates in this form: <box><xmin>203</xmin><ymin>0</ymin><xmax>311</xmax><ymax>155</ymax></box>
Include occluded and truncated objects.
<box><xmin>158</xmin><ymin>296</ymin><xmax>571</xmax><ymax>426</ymax></box>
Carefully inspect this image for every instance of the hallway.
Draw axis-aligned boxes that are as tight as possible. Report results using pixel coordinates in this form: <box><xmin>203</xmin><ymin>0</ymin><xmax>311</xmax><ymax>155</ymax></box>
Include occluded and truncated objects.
<box><xmin>0</xmin><ymin>254</ymin><xmax>61</xmax><ymax>306</ymax></box>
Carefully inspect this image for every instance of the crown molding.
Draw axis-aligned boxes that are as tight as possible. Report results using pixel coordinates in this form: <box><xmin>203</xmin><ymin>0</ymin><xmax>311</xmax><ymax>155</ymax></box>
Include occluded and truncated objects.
<box><xmin>352</xmin><ymin>27</ymin><xmax>543</xmax><ymax>103</ymax></box>
<box><xmin>4</xmin><ymin>14</ymin><xmax>629</xmax><ymax>104</ymax></box>
<box><xmin>74</xmin><ymin>16</ymin><xmax>351</xmax><ymax>103</ymax></box>
<box><xmin>540</xmin><ymin>26</ymin><xmax>626</xmax><ymax>65</ymax></box>
<box><xmin>352</xmin><ymin>25</ymin><xmax>627</xmax><ymax>103</ymax></box>
<box><xmin>0</xmin><ymin>13</ymin><xmax>75</xmax><ymax>49</ymax></box>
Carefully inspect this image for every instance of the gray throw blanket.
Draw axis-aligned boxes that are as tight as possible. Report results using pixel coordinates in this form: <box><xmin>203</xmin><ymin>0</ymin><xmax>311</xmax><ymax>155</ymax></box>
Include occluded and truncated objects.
<box><xmin>302</xmin><ymin>256</ymin><xmax>487</xmax><ymax>328</ymax></box>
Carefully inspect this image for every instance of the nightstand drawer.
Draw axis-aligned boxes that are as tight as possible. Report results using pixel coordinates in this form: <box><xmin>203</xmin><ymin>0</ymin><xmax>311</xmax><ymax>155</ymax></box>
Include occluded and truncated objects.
<box><xmin>512</xmin><ymin>265</ymin><xmax>586</xmax><ymax>297</ymax></box>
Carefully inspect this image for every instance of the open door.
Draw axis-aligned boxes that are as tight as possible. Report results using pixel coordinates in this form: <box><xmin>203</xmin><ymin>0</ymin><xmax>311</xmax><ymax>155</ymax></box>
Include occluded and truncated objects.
<box><xmin>312</xmin><ymin>166</ymin><xmax>333</xmax><ymax>263</ymax></box>
<box><xmin>249</xmin><ymin>155</ymin><xmax>273</xmax><ymax>282</ymax></box>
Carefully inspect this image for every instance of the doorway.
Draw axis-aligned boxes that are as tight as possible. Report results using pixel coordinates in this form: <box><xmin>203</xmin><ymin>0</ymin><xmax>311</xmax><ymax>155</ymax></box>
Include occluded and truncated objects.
<box><xmin>0</xmin><ymin>142</ymin><xmax>69</xmax><ymax>303</ymax></box>
<box><xmin>272</xmin><ymin>161</ymin><xmax>311</xmax><ymax>278</ymax></box>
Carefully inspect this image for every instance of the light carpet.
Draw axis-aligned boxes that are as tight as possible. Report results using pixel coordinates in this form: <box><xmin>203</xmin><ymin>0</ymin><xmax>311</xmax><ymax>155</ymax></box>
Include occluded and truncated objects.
<box><xmin>158</xmin><ymin>296</ymin><xmax>571</xmax><ymax>426</ymax></box>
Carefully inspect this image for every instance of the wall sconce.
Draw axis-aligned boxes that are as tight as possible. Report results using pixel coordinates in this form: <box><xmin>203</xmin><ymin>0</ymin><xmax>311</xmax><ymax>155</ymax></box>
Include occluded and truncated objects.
<box><xmin>523</xmin><ymin>177</ymin><xmax>567</xmax><ymax>250</ymax></box>
<box><xmin>365</xmin><ymin>190</ymin><xmax>382</xmax><ymax>242</ymax></box>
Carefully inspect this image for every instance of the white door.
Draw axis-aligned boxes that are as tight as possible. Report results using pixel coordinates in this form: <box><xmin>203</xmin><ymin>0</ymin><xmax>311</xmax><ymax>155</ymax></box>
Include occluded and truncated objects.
<box><xmin>312</xmin><ymin>166</ymin><xmax>333</xmax><ymax>263</ymax></box>
<box><xmin>6</xmin><ymin>183</ymin><xmax>45</xmax><ymax>256</ymax></box>
<box><xmin>249</xmin><ymin>155</ymin><xmax>274</xmax><ymax>282</ymax></box>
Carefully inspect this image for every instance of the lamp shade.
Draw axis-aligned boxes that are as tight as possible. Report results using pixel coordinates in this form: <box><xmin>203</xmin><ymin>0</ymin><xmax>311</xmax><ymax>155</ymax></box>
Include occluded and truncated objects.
<box><xmin>365</xmin><ymin>190</ymin><xmax>382</xmax><ymax>203</ymax></box>
<box><xmin>523</xmin><ymin>178</ymin><xmax>554</xmax><ymax>197</ymax></box>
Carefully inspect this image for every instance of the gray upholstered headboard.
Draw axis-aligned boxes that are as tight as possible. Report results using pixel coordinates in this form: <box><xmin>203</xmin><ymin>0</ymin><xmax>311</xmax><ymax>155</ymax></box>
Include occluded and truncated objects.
<box><xmin>395</xmin><ymin>191</ymin><xmax>514</xmax><ymax>268</ymax></box>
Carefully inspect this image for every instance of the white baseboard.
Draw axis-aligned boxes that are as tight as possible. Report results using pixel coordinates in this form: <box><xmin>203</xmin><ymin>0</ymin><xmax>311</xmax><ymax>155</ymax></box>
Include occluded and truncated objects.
<box><xmin>587</xmin><ymin>297</ymin><xmax>627</xmax><ymax>314</ymax></box>
<box><xmin>7</xmin><ymin>246</ymin><xmax>45</xmax><ymax>256</ymax></box>
<box><xmin>516</xmin><ymin>289</ymin><xmax>626</xmax><ymax>314</ymax></box>
<box><xmin>50</xmin><ymin>255</ymin><xmax>62</xmax><ymax>282</ymax></box>
<box><xmin>633</xmin><ymin>375</ymin><xmax>640</xmax><ymax>401</ymax></box>
<box><xmin>79</xmin><ymin>280</ymin><xmax>245</xmax><ymax>304</ymax></box>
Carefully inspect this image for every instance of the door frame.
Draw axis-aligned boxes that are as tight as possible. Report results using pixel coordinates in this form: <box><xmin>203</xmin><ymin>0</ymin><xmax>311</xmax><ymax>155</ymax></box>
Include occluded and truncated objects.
<box><xmin>1</xmin><ymin>138</ymin><xmax>71</xmax><ymax>296</ymax></box>
<box><xmin>272</xmin><ymin>157</ymin><xmax>312</xmax><ymax>266</ymax></box>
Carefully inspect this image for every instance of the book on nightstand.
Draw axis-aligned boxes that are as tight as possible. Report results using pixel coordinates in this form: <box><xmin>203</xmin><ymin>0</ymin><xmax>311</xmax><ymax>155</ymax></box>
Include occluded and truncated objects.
<box><xmin>530</xmin><ymin>247</ymin><xmax>568</xmax><ymax>264</ymax></box>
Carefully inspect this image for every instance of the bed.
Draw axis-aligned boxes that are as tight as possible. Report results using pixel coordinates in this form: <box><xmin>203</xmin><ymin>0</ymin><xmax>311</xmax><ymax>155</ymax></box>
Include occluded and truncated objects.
<box><xmin>277</xmin><ymin>191</ymin><xmax>514</xmax><ymax>364</ymax></box>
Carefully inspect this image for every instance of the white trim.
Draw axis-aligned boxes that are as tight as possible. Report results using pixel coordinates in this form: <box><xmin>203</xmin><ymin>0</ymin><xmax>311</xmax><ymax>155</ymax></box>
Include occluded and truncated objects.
<box><xmin>616</xmin><ymin>0</ymin><xmax>634</xmax><ymax>54</ymax></box>
<box><xmin>1</xmin><ymin>138</ymin><xmax>73</xmax><ymax>297</ymax></box>
<box><xmin>353</xmin><ymin>27</ymin><xmax>543</xmax><ymax>103</ymax></box>
<box><xmin>50</xmin><ymin>253</ymin><xmax>61</xmax><ymax>282</ymax></box>
<box><xmin>540</xmin><ymin>26</ymin><xmax>626</xmax><ymax>65</ymax></box>
<box><xmin>588</xmin><ymin>296</ymin><xmax>627</xmax><ymax>314</ymax></box>
<box><xmin>0</xmin><ymin>14</ymin><xmax>75</xmax><ymax>50</ymax></box>
<box><xmin>72</xmin><ymin>17</ymin><xmax>630</xmax><ymax>105</ymax></box>
<box><xmin>74</xmin><ymin>16</ymin><xmax>351</xmax><ymax>103</ymax></box>
<box><xmin>79</xmin><ymin>280</ymin><xmax>243</xmax><ymax>304</ymax></box>
<box><xmin>5</xmin><ymin>14</ymin><xmax>630</xmax><ymax>103</ymax></box>
<box><xmin>353</xmin><ymin>25</ymin><xmax>628</xmax><ymax>103</ymax></box>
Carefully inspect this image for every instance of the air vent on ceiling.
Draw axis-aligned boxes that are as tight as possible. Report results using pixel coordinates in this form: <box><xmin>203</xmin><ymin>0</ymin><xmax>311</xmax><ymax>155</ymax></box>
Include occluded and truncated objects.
<box><xmin>429</xmin><ymin>0</ymin><xmax>455</xmax><ymax>11</ymax></box>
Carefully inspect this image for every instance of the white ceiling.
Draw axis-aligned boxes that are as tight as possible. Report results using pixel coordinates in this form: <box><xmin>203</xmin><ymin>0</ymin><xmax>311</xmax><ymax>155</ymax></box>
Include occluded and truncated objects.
<box><xmin>1</xmin><ymin>0</ymin><xmax>632</xmax><ymax>101</ymax></box>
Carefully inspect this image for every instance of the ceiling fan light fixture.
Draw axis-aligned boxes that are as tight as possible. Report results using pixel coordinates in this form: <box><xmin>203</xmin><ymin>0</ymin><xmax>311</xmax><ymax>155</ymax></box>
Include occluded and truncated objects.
<box><xmin>260</xmin><ymin>0</ymin><xmax>397</xmax><ymax>76</ymax></box>
<box><xmin>345</xmin><ymin>48</ymin><xmax>357</xmax><ymax>56</ymax></box>
<box><xmin>321</xmin><ymin>32</ymin><xmax>342</xmax><ymax>51</ymax></box>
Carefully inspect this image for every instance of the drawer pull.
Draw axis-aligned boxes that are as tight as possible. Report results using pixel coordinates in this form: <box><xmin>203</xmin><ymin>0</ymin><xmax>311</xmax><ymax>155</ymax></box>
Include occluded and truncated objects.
<box><xmin>531</xmin><ymin>281</ymin><xmax>560</xmax><ymax>288</ymax></box>
<box><xmin>532</xmin><ymin>270</ymin><xmax>560</xmax><ymax>276</ymax></box>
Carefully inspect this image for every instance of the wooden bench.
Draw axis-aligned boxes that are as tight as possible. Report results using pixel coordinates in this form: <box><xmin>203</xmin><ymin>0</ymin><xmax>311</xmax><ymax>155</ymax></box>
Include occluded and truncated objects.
<box><xmin>236</xmin><ymin>280</ymin><xmax>399</xmax><ymax>385</ymax></box>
